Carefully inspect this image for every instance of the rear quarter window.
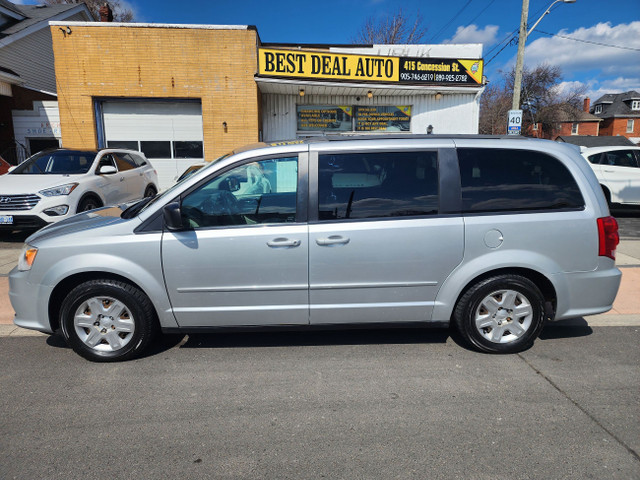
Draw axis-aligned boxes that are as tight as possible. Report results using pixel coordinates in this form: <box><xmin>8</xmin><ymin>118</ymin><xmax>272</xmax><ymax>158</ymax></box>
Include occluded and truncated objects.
<box><xmin>458</xmin><ymin>148</ymin><xmax>584</xmax><ymax>213</ymax></box>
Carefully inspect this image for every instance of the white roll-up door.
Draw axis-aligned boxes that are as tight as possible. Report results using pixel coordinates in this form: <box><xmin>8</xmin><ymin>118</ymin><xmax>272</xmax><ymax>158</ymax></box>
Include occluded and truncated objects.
<box><xmin>102</xmin><ymin>100</ymin><xmax>204</xmax><ymax>190</ymax></box>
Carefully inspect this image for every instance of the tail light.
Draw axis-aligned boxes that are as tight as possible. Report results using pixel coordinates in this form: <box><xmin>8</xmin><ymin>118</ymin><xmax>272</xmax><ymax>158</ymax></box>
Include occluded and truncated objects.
<box><xmin>597</xmin><ymin>216</ymin><xmax>619</xmax><ymax>260</ymax></box>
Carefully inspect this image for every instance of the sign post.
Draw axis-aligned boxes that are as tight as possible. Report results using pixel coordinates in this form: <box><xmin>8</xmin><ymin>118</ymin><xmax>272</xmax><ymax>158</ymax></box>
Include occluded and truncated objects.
<box><xmin>507</xmin><ymin>109</ymin><xmax>523</xmax><ymax>135</ymax></box>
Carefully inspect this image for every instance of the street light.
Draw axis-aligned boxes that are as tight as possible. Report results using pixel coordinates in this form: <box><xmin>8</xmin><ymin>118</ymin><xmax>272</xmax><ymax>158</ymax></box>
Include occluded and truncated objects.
<box><xmin>511</xmin><ymin>0</ymin><xmax>576</xmax><ymax>112</ymax></box>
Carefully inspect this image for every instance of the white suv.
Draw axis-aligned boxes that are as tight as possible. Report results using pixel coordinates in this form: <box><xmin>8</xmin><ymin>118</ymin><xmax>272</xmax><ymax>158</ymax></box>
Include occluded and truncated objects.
<box><xmin>0</xmin><ymin>149</ymin><xmax>158</xmax><ymax>230</ymax></box>
<box><xmin>581</xmin><ymin>146</ymin><xmax>640</xmax><ymax>207</ymax></box>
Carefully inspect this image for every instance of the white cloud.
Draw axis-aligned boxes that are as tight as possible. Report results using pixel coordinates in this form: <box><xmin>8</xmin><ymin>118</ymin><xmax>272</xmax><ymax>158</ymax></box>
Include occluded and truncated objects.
<box><xmin>524</xmin><ymin>21</ymin><xmax>640</xmax><ymax>78</ymax></box>
<box><xmin>444</xmin><ymin>24</ymin><xmax>499</xmax><ymax>47</ymax></box>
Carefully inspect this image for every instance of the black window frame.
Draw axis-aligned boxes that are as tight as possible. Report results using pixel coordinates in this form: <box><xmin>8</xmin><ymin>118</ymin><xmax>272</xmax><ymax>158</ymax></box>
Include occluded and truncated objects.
<box><xmin>310</xmin><ymin>148</ymin><xmax>443</xmax><ymax>223</ymax></box>
<box><xmin>457</xmin><ymin>147</ymin><xmax>585</xmax><ymax>215</ymax></box>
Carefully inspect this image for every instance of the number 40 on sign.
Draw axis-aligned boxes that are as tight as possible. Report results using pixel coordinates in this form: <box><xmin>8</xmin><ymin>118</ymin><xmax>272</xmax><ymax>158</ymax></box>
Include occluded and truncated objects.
<box><xmin>507</xmin><ymin>109</ymin><xmax>522</xmax><ymax>135</ymax></box>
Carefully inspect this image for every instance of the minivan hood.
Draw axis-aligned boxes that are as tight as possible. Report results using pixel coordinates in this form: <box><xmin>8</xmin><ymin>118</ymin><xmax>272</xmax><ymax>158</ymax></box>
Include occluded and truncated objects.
<box><xmin>0</xmin><ymin>174</ymin><xmax>82</xmax><ymax>194</ymax></box>
<box><xmin>26</xmin><ymin>204</ymin><xmax>131</xmax><ymax>244</ymax></box>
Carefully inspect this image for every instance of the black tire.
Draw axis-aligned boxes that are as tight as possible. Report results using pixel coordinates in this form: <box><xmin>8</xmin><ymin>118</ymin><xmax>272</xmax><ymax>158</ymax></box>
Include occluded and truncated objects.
<box><xmin>59</xmin><ymin>279</ymin><xmax>157</xmax><ymax>362</ymax></box>
<box><xmin>453</xmin><ymin>275</ymin><xmax>546</xmax><ymax>354</ymax></box>
<box><xmin>144</xmin><ymin>185</ymin><xmax>157</xmax><ymax>198</ymax></box>
<box><xmin>77</xmin><ymin>195</ymin><xmax>102</xmax><ymax>213</ymax></box>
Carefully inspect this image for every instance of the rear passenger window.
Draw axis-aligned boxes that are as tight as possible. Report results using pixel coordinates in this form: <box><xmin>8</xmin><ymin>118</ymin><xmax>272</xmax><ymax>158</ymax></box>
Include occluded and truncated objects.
<box><xmin>458</xmin><ymin>148</ymin><xmax>584</xmax><ymax>213</ymax></box>
<box><xmin>318</xmin><ymin>152</ymin><xmax>438</xmax><ymax>220</ymax></box>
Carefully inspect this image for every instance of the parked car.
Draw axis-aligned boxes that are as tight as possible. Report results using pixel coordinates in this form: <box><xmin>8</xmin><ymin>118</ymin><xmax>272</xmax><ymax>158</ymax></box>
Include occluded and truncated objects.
<box><xmin>0</xmin><ymin>148</ymin><xmax>158</xmax><ymax>230</ymax></box>
<box><xmin>580</xmin><ymin>146</ymin><xmax>640</xmax><ymax>207</ymax></box>
<box><xmin>10</xmin><ymin>136</ymin><xmax>621</xmax><ymax>361</ymax></box>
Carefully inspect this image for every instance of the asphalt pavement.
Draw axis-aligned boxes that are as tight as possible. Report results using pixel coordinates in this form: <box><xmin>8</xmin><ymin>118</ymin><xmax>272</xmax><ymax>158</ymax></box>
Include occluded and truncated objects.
<box><xmin>0</xmin><ymin>216</ymin><xmax>639</xmax><ymax>479</ymax></box>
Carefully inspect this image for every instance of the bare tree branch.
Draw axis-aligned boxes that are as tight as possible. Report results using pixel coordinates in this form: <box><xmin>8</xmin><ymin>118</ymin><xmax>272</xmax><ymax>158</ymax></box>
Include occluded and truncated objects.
<box><xmin>480</xmin><ymin>64</ymin><xmax>587</xmax><ymax>137</ymax></box>
<box><xmin>43</xmin><ymin>0</ymin><xmax>134</xmax><ymax>23</ymax></box>
<box><xmin>353</xmin><ymin>9</ymin><xmax>426</xmax><ymax>44</ymax></box>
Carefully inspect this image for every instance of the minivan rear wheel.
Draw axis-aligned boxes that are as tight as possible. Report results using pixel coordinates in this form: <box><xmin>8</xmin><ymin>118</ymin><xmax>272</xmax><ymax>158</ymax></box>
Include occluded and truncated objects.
<box><xmin>60</xmin><ymin>279</ymin><xmax>157</xmax><ymax>362</ymax></box>
<box><xmin>453</xmin><ymin>275</ymin><xmax>546</xmax><ymax>353</ymax></box>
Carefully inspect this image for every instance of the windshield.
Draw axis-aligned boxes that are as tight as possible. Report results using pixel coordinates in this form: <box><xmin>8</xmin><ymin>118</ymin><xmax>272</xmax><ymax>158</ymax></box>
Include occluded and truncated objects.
<box><xmin>124</xmin><ymin>153</ymin><xmax>230</xmax><ymax>218</ymax></box>
<box><xmin>11</xmin><ymin>150</ymin><xmax>96</xmax><ymax>175</ymax></box>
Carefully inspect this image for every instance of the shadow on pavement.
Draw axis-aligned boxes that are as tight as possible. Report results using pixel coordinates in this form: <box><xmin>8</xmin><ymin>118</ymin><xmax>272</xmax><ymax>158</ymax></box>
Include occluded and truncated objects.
<box><xmin>178</xmin><ymin>327</ymin><xmax>450</xmax><ymax>350</ymax></box>
<box><xmin>539</xmin><ymin>317</ymin><xmax>593</xmax><ymax>340</ymax></box>
<box><xmin>0</xmin><ymin>229</ymin><xmax>36</xmax><ymax>244</ymax></box>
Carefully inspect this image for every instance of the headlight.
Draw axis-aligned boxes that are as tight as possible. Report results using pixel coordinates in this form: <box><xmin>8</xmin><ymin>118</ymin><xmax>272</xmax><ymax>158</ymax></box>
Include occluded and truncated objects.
<box><xmin>18</xmin><ymin>244</ymin><xmax>38</xmax><ymax>271</ymax></box>
<box><xmin>39</xmin><ymin>183</ymin><xmax>79</xmax><ymax>197</ymax></box>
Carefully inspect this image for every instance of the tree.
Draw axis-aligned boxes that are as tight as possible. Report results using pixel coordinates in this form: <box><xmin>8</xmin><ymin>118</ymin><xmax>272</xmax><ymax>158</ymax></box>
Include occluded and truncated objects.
<box><xmin>43</xmin><ymin>0</ymin><xmax>134</xmax><ymax>23</ymax></box>
<box><xmin>480</xmin><ymin>64</ymin><xmax>586</xmax><ymax>138</ymax></box>
<box><xmin>353</xmin><ymin>9</ymin><xmax>426</xmax><ymax>44</ymax></box>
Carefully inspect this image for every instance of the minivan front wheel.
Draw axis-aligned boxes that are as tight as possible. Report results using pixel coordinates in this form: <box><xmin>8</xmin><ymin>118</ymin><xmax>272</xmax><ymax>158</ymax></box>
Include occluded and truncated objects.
<box><xmin>60</xmin><ymin>279</ymin><xmax>157</xmax><ymax>362</ymax></box>
<box><xmin>453</xmin><ymin>275</ymin><xmax>546</xmax><ymax>353</ymax></box>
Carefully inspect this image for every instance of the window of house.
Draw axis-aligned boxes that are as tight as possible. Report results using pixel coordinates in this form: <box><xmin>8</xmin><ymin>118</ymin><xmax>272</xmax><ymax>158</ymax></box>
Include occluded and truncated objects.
<box><xmin>458</xmin><ymin>148</ymin><xmax>584</xmax><ymax>213</ymax></box>
<box><xmin>627</xmin><ymin>119</ymin><xmax>635</xmax><ymax>133</ymax></box>
<box><xmin>571</xmin><ymin>123</ymin><xmax>579</xmax><ymax>135</ymax></box>
<box><xmin>318</xmin><ymin>151</ymin><xmax>439</xmax><ymax>220</ymax></box>
<box><xmin>594</xmin><ymin>105</ymin><xmax>602</xmax><ymax>114</ymax></box>
<box><xmin>631</xmin><ymin>100</ymin><xmax>640</xmax><ymax>111</ymax></box>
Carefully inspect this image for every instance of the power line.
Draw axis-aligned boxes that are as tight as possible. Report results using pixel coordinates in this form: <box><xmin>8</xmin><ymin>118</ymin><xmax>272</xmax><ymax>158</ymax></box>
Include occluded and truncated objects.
<box><xmin>536</xmin><ymin>30</ymin><xmax>640</xmax><ymax>52</ymax></box>
<box><xmin>429</xmin><ymin>0</ymin><xmax>474</xmax><ymax>42</ymax></box>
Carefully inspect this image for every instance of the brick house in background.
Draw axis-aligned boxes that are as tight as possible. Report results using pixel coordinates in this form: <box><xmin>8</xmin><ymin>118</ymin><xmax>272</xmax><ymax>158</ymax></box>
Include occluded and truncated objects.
<box><xmin>591</xmin><ymin>90</ymin><xmax>640</xmax><ymax>144</ymax></box>
<box><xmin>527</xmin><ymin>98</ymin><xmax>601</xmax><ymax>139</ymax></box>
<box><xmin>551</xmin><ymin>98</ymin><xmax>601</xmax><ymax>138</ymax></box>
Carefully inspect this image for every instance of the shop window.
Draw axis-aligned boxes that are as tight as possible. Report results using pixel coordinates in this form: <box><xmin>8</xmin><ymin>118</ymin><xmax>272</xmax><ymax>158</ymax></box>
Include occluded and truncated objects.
<box><xmin>318</xmin><ymin>151</ymin><xmax>438</xmax><ymax>220</ymax></box>
<box><xmin>297</xmin><ymin>105</ymin><xmax>411</xmax><ymax>133</ymax></box>
<box><xmin>141</xmin><ymin>141</ymin><xmax>171</xmax><ymax>159</ymax></box>
<box><xmin>107</xmin><ymin>140</ymin><xmax>139</xmax><ymax>150</ymax></box>
<box><xmin>458</xmin><ymin>148</ymin><xmax>584</xmax><ymax>213</ymax></box>
<box><xmin>174</xmin><ymin>141</ymin><xmax>204</xmax><ymax>159</ymax></box>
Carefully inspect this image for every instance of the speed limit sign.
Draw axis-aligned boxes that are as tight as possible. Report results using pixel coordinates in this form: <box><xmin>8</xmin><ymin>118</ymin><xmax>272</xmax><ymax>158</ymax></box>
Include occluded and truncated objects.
<box><xmin>507</xmin><ymin>109</ymin><xmax>522</xmax><ymax>135</ymax></box>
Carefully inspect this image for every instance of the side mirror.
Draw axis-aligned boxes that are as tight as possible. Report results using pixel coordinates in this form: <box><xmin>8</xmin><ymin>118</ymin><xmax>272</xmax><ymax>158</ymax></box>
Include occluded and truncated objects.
<box><xmin>98</xmin><ymin>165</ymin><xmax>117</xmax><ymax>175</ymax></box>
<box><xmin>163</xmin><ymin>202</ymin><xmax>183</xmax><ymax>231</ymax></box>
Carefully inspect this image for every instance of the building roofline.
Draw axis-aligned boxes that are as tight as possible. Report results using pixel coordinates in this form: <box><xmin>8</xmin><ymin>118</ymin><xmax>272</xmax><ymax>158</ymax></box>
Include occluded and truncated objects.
<box><xmin>49</xmin><ymin>21</ymin><xmax>255</xmax><ymax>31</ymax></box>
<box><xmin>0</xmin><ymin>4</ymin><xmax>91</xmax><ymax>48</ymax></box>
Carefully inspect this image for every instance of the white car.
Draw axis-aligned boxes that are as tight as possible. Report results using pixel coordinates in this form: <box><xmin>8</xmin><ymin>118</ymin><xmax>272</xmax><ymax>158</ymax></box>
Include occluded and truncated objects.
<box><xmin>581</xmin><ymin>146</ymin><xmax>640</xmax><ymax>207</ymax></box>
<box><xmin>0</xmin><ymin>148</ymin><xmax>158</xmax><ymax>230</ymax></box>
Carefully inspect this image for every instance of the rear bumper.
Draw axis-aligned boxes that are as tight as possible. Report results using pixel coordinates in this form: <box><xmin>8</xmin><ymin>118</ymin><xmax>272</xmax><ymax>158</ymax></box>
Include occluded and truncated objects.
<box><xmin>552</xmin><ymin>266</ymin><xmax>622</xmax><ymax>320</ymax></box>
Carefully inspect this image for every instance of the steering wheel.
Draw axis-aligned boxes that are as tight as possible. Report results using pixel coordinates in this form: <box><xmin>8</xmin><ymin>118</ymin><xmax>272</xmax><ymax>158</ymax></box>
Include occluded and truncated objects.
<box><xmin>201</xmin><ymin>191</ymin><xmax>239</xmax><ymax>217</ymax></box>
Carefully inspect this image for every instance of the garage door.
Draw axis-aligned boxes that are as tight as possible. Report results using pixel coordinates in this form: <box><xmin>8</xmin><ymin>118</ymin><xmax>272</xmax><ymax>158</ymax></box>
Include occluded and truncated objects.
<box><xmin>101</xmin><ymin>100</ymin><xmax>204</xmax><ymax>190</ymax></box>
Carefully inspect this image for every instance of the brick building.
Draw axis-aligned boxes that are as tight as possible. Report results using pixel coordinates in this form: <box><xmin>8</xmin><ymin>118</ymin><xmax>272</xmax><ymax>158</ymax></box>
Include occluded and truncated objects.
<box><xmin>50</xmin><ymin>21</ymin><xmax>486</xmax><ymax>188</ymax></box>
<box><xmin>590</xmin><ymin>91</ymin><xmax>640</xmax><ymax>144</ymax></box>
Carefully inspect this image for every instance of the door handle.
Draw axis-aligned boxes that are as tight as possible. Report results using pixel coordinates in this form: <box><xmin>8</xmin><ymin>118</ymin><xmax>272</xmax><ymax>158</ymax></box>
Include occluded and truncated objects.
<box><xmin>267</xmin><ymin>238</ymin><xmax>301</xmax><ymax>248</ymax></box>
<box><xmin>603</xmin><ymin>169</ymin><xmax>615</xmax><ymax>173</ymax></box>
<box><xmin>120</xmin><ymin>176</ymin><xmax>125</xmax><ymax>181</ymax></box>
<box><xmin>316</xmin><ymin>235</ymin><xmax>350</xmax><ymax>246</ymax></box>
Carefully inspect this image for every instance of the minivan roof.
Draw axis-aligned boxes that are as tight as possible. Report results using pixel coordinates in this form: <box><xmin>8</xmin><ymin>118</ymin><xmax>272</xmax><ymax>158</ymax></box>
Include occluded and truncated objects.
<box><xmin>234</xmin><ymin>134</ymin><xmax>533</xmax><ymax>154</ymax></box>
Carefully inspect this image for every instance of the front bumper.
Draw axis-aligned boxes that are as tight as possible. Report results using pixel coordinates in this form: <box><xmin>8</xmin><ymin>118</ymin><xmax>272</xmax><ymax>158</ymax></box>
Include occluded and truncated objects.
<box><xmin>8</xmin><ymin>267</ymin><xmax>55</xmax><ymax>333</ymax></box>
<box><xmin>0</xmin><ymin>215</ymin><xmax>50</xmax><ymax>230</ymax></box>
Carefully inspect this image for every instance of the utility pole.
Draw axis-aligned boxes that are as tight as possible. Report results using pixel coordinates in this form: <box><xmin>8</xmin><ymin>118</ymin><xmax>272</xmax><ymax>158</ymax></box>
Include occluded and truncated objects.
<box><xmin>512</xmin><ymin>0</ymin><xmax>529</xmax><ymax>111</ymax></box>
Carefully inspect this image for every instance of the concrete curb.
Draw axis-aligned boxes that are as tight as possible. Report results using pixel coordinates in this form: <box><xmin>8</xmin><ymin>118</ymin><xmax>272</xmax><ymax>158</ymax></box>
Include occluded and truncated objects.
<box><xmin>2</xmin><ymin>315</ymin><xmax>639</xmax><ymax>338</ymax></box>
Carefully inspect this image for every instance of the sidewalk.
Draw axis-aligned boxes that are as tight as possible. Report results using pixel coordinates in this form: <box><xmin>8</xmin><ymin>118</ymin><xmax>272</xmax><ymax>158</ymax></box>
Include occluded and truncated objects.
<box><xmin>1</xmin><ymin>241</ymin><xmax>639</xmax><ymax>331</ymax></box>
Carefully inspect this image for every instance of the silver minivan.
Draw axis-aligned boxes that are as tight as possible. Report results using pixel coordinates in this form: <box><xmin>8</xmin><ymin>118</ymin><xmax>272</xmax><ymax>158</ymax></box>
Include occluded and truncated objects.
<box><xmin>9</xmin><ymin>136</ymin><xmax>622</xmax><ymax>361</ymax></box>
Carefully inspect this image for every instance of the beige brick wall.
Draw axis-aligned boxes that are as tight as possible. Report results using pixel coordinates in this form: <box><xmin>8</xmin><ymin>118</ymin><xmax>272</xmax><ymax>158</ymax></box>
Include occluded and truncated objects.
<box><xmin>51</xmin><ymin>25</ymin><xmax>260</xmax><ymax>158</ymax></box>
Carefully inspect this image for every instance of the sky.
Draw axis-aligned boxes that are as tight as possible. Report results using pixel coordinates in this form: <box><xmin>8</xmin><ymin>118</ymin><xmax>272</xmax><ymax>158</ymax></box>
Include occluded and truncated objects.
<box><xmin>17</xmin><ymin>0</ymin><xmax>640</xmax><ymax>101</ymax></box>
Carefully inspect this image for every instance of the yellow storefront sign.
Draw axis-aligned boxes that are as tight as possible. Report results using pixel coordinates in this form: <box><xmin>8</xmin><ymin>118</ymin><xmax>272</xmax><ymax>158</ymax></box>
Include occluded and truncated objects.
<box><xmin>259</xmin><ymin>48</ymin><xmax>399</xmax><ymax>82</ymax></box>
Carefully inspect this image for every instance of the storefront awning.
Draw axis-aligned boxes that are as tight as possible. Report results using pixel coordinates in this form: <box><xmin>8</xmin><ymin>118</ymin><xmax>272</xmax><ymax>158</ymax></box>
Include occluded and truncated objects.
<box><xmin>255</xmin><ymin>76</ymin><xmax>483</xmax><ymax>96</ymax></box>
